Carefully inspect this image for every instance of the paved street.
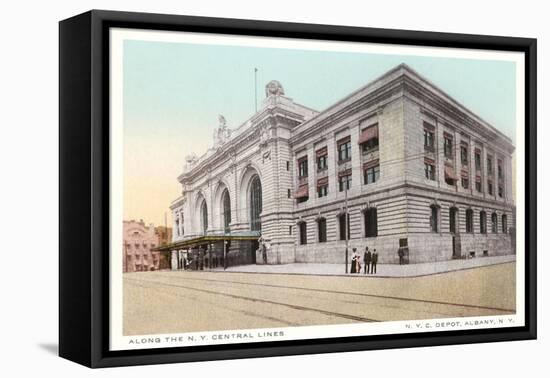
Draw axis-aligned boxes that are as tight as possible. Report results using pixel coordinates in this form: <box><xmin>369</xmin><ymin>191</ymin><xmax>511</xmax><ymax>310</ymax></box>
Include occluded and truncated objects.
<box><xmin>123</xmin><ymin>262</ymin><xmax>515</xmax><ymax>336</ymax></box>
<box><xmin>213</xmin><ymin>255</ymin><xmax>516</xmax><ymax>277</ymax></box>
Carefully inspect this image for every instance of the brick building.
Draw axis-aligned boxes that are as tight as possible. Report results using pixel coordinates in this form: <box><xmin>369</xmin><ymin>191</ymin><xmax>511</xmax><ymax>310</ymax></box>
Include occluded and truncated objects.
<box><xmin>123</xmin><ymin>220</ymin><xmax>161</xmax><ymax>272</ymax></box>
<box><xmin>161</xmin><ymin>64</ymin><xmax>515</xmax><ymax>267</ymax></box>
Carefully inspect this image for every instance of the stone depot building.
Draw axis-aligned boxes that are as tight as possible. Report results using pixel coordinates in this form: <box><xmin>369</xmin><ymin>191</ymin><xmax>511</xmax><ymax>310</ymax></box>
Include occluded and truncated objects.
<box><xmin>160</xmin><ymin>64</ymin><xmax>515</xmax><ymax>268</ymax></box>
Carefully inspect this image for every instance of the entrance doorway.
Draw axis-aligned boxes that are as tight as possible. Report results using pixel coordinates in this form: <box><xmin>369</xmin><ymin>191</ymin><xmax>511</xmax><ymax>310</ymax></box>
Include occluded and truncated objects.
<box><xmin>250</xmin><ymin>239</ymin><xmax>258</xmax><ymax>264</ymax></box>
<box><xmin>452</xmin><ymin>236</ymin><xmax>461</xmax><ymax>259</ymax></box>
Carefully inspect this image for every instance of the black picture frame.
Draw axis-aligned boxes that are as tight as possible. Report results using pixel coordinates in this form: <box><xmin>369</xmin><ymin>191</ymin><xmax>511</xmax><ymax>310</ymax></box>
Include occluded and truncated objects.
<box><xmin>59</xmin><ymin>9</ymin><xmax>537</xmax><ymax>368</ymax></box>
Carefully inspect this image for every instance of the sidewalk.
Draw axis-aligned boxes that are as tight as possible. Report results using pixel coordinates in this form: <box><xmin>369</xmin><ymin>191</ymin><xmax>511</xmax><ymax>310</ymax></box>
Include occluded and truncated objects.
<box><xmin>211</xmin><ymin>255</ymin><xmax>516</xmax><ymax>278</ymax></box>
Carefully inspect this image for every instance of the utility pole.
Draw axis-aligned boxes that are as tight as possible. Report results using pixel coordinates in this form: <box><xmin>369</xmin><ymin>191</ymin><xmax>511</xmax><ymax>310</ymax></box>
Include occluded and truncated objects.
<box><xmin>345</xmin><ymin>179</ymin><xmax>349</xmax><ymax>274</ymax></box>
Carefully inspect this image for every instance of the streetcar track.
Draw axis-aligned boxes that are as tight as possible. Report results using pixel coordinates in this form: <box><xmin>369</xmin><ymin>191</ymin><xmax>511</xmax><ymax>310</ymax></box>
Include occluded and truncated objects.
<box><xmin>126</xmin><ymin>280</ymin><xmax>298</xmax><ymax>327</ymax></box>
<box><xmin>136</xmin><ymin>273</ymin><xmax>515</xmax><ymax>313</ymax></box>
<box><xmin>125</xmin><ymin>277</ymin><xmax>379</xmax><ymax>323</ymax></box>
<box><xmin>141</xmin><ymin>275</ymin><xmax>471</xmax><ymax>319</ymax></box>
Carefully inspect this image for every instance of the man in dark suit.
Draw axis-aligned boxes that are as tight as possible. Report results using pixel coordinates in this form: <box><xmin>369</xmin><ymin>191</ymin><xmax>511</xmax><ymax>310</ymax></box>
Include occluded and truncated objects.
<box><xmin>371</xmin><ymin>249</ymin><xmax>378</xmax><ymax>274</ymax></box>
<box><xmin>364</xmin><ymin>247</ymin><xmax>372</xmax><ymax>274</ymax></box>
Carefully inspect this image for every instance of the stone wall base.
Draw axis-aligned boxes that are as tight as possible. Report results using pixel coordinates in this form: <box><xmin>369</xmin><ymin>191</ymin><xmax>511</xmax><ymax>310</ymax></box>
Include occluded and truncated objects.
<box><xmin>293</xmin><ymin>233</ymin><xmax>513</xmax><ymax>264</ymax></box>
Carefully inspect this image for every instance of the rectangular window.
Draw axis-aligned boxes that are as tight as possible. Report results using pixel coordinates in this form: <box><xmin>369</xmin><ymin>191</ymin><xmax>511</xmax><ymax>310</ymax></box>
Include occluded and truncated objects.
<box><xmin>424</xmin><ymin>162</ymin><xmax>435</xmax><ymax>180</ymax></box>
<box><xmin>430</xmin><ymin>206</ymin><xmax>439</xmax><ymax>233</ymax></box>
<box><xmin>337</xmin><ymin>137</ymin><xmax>352</xmax><ymax>162</ymax></box>
<box><xmin>475</xmin><ymin>149</ymin><xmax>482</xmax><ymax>171</ymax></box>
<box><xmin>338</xmin><ymin>174</ymin><xmax>352</xmax><ymax>192</ymax></box>
<box><xmin>466</xmin><ymin>209</ymin><xmax>474</xmax><ymax>233</ymax></box>
<box><xmin>480</xmin><ymin>211</ymin><xmax>487</xmax><ymax>234</ymax></box>
<box><xmin>287</xmin><ymin>189</ymin><xmax>291</xmax><ymax>198</ymax></box>
<box><xmin>488</xmin><ymin>180</ymin><xmax>494</xmax><ymax>195</ymax></box>
<box><xmin>461</xmin><ymin>177</ymin><xmax>469</xmax><ymax>189</ymax></box>
<box><xmin>316</xmin><ymin>147</ymin><xmax>328</xmax><ymax>171</ymax></box>
<box><xmin>364</xmin><ymin>208</ymin><xmax>378</xmax><ymax>237</ymax></box>
<box><xmin>498</xmin><ymin>185</ymin><xmax>504</xmax><ymax>198</ymax></box>
<box><xmin>424</xmin><ymin>129</ymin><xmax>435</xmax><ymax>151</ymax></box>
<box><xmin>497</xmin><ymin>159</ymin><xmax>503</xmax><ymax>180</ymax></box>
<box><xmin>298</xmin><ymin>222</ymin><xmax>307</xmax><ymax>245</ymax></box>
<box><xmin>317</xmin><ymin>185</ymin><xmax>328</xmax><ymax>198</ymax></box>
<box><xmin>317</xmin><ymin>154</ymin><xmax>327</xmax><ymax>171</ymax></box>
<box><xmin>444</xmin><ymin>135</ymin><xmax>453</xmax><ymax>158</ymax></box>
<box><xmin>339</xmin><ymin>213</ymin><xmax>350</xmax><ymax>240</ymax></box>
<box><xmin>487</xmin><ymin>155</ymin><xmax>493</xmax><ymax>175</ymax></box>
<box><xmin>317</xmin><ymin>176</ymin><xmax>328</xmax><ymax>198</ymax></box>
<box><xmin>363</xmin><ymin>164</ymin><xmax>380</xmax><ymax>185</ymax></box>
<box><xmin>286</xmin><ymin>161</ymin><xmax>289</xmax><ymax>171</ymax></box>
<box><xmin>298</xmin><ymin>157</ymin><xmax>308</xmax><ymax>177</ymax></box>
<box><xmin>460</xmin><ymin>144</ymin><xmax>468</xmax><ymax>166</ymax></box>
<box><xmin>475</xmin><ymin>176</ymin><xmax>482</xmax><ymax>192</ymax></box>
<box><xmin>360</xmin><ymin>124</ymin><xmax>379</xmax><ymax>153</ymax></box>
<box><xmin>318</xmin><ymin>218</ymin><xmax>327</xmax><ymax>243</ymax></box>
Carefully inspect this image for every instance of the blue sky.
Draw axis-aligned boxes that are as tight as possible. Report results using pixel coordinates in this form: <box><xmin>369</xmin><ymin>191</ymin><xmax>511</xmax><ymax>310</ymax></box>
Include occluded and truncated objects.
<box><xmin>122</xmin><ymin>39</ymin><xmax>517</xmax><ymax>226</ymax></box>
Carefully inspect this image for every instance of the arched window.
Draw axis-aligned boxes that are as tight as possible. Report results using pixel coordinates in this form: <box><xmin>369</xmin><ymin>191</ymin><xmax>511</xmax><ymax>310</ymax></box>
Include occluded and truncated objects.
<box><xmin>430</xmin><ymin>205</ymin><xmax>439</xmax><ymax>233</ymax></box>
<box><xmin>298</xmin><ymin>221</ymin><xmax>307</xmax><ymax>245</ymax></box>
<box><xmin>339</xmin><ymin>213</ymin><xmax>350</xmax><ymax>240</ymax></box>
<box><xmin>200</xmin><ymin>200</ymin><xmax>208</xmax><ymax>235</ymax></box>
<box><xmin>364</xmin><ymin>208</ymin><xmax>378</xmax><ymax>237</ymax></box>
<box><xmin>222</xmin><ymin>189</ymin><xmax>231</xmax><ymax>234</ymax></box>
<box><xmin>449</xmin><ymin>207</ymin><xmax>458</xmax><ymax>234</ymax></box>
<box><xmin>466</xmin><ymin>209</ymin><xmax>474</xmax><ymax>233</ymax></box>
<box><xmin>317</xmin><ymin>218</ymin><xmax>327</xmax><ymax>243</ymax></box>
<box><xmin>502</xmin><ymin>214</ymin><xmax>508</xmax><ymax>233</ymax></box>
<box><xmin>249</xmin><ymin>175</ymin><xmax>262</xmax><ymax>231</ymax></box>
<box><xmin>491</xmin><ymin>212</ymin><xmax>498</xmax><ymax>233</ymax></box>
<box><xmin>480</xmin><ymin>210</ymin><xmax>487</xmax><ymax>234</ymax></box>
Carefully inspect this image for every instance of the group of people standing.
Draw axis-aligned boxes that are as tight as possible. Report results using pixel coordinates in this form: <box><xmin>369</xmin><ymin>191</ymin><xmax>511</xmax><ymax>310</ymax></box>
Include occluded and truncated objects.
<box><xmin>350</xmin><ymin>247</ymin><xmax>378</xmax><ymax>274</ymax></box>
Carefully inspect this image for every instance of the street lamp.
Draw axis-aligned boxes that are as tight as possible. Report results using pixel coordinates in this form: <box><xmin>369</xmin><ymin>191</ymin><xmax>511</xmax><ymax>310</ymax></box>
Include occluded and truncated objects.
<box><xmin>223</xmin><ymin>240</ymin><xmax>228</xmax><ymax>271</ymax></box>
<box><xmin>344</xmin><ymin>178</ymin><xmax>349</xmax><ymax>274</ymax></box>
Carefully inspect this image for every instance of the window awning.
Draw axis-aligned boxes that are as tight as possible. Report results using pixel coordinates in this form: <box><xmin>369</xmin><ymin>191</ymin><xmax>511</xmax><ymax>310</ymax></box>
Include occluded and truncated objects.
<box><xmin>444</xmin><ymin>165</ymin><xmax>458</xmax><ymax>181</ymax></box>
<box><xmin>423</xmin><ymin>121</ymin><xmax>435</xmax><ymax>131</ymax></box>
<box><xmin>337</xmin><ymin>136</ymin><xmax>351</xmax><ymax>146</ymax></box>
<box><xmin>359</xmin><ymin>125</ymin><xmax>379</xmax><ymax>144</ymax></box>
<box><xmin>363</xmin><ymin>159</ymin><xmax>379</xmax><ymax>170</ymax></box>
<box><xmin>316</xmin><ymin>147</ymin><xmax>327</xmax><ymax>157</ymax></box>
<box><xmin>338</xmin><ymin>168</ymin><xmax>352</xmax><ymax>177</ymax></box>
<box><xmin>317</xmin><ymin>177</ymin><xmax>328</xmax><ymax>187</ymax></box>
<box><xmin>294</xmin><ymin>184</ymin><xmax>309</xmax><ymax>199</ymax></box>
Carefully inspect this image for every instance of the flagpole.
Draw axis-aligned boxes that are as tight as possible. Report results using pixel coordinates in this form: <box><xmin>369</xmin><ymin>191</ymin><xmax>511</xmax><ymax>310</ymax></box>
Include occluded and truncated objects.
<box><xmin>254</xmin><ymin>67</ymin><xmax>258</xmax><ymax>113</ymax></box>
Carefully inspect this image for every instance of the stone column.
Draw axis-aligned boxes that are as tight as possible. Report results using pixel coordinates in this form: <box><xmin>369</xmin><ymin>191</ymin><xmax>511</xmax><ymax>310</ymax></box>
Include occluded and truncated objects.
<box><xmin>469</xmin><ymin>139</ymin><xmax>476</xmax><ymax>196</ymax></box>
<box><xmin>481</xmin><ymin>144</ymin><xmax>488</xmax><ymax>201</ymax></box>
<box><xmin>307</xmin><ymin>143</ymin><xmax>315</xmax><ymax>203</ymax></box>
<box><xmin>436</xmin><ymin>120</ymin><xmax>445</xmax><ymax>189</ymax></box>
<box><xmin>207</xmin><ymin>182</ymin><xmax>215</xmax><ymax>234</ymax></box>
<box><xmin>170</xmin><ymin>250</ymin><xmax>178</xmax><ymax>270</ymax></box>
<box><xmin>350</xmin><ymin>123</ymin><xmax>361</xmax><ymax>192</ymax></box>
<box><xmin>453</xmin><ymin>130</ymin><xmax>461</xmax><ymax>192</ymax></box>
<box><xmin>505</xmin><ymin>154</ymin><xmax>513</xmax><ymax>204</ymax></box>
<box><xmin>326</xmin><ymin>134</ymin><xmax>337</xmax><ymax>201</ymax></box>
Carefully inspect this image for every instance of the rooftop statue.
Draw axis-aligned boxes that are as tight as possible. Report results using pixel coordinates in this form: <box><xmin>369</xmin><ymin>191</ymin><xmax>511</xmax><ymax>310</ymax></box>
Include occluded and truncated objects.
<box><xmin>265</xmin><ymin>80</ymin><xmax>285</xmax><ymax>97</ymax></box>
<box><xmin>213</xmin><ymin>114</ymin><xmax>231</xmax><ymax>148</ymax></box>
